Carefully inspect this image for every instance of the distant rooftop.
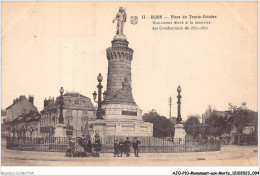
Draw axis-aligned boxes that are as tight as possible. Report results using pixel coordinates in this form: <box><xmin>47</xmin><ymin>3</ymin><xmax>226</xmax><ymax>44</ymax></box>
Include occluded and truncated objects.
<box><xmin>41</xmin><ymin>91</ymin><xmax>94</xmax><ymax>113</ymax></box>
<box><xmin>63</xmin><ymin>91</ymin><xmax>88</xmax><ymax>98</ymax></box>
<box><xmin>6</xmin><ymin>95</ymin><xmax>28</xmax><ymax>110</ymax></box>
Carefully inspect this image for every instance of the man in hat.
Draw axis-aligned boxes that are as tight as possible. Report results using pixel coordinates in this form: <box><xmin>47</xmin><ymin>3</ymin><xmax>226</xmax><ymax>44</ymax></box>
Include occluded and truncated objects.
<box><xmin>69</xmin><ymin>137</ymin><xmax>75</xmax><ymax>157</ymax></box>
<box><xmin>132</xmin><ymin>137</ymin><xmax>141</xmax><ymax>157</ymax></box>
<box><xmin>94</xmin><ymin>135</ymin><xmax>101</xmax><ymax>157</ymax></box>
<box><xmin>113</xmin><ymin>139</ymin><xmax>120</xmax><ymax>157</ymax></box>
<box><xmin>85</xmin><ymin>135</ymin><xmax>92</xmax><ymax>157</ymax></box>
<box><xmin>81</xmin><ymin>135</ymin><xmax>88</xmax><ymax>157</ymax></box>
<box><xmin>119</xmin><ymin>138</ymin><xmax>125</xmax><ymax>157</ymax></box>
<box><xmin>124</xmin><ymin>137</ymin><xmax>132</xmax><ymax>157</ymax></box>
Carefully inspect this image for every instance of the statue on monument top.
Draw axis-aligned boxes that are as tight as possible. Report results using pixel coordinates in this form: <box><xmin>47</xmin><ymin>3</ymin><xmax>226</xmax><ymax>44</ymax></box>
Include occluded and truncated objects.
<box><xmin>112</xmin><ymin>7</ymin><xmax>127</xmax><ymax>35</ymax></box>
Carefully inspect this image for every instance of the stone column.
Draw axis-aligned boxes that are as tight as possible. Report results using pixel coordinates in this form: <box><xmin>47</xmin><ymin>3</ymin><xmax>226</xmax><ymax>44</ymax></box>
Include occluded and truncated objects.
<box><xmin>104</xmin><ymin>35</ymin><xmax>136</xmax><ymax>105</ymax></box>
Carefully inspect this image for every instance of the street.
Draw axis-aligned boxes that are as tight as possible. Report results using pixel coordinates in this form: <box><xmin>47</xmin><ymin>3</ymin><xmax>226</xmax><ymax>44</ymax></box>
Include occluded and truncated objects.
<box><xmin>1</xmin><ymin>140</ymin><xmax>258</xmax><ymax>166</ymax></box>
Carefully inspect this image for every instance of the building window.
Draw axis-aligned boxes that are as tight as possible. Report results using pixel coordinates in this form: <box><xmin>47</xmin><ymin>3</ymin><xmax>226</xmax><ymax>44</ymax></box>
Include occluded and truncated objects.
<box><xmin>66</xmin><ymin>131</ymin><xmax>73</xmax><ymax>136</ymax></box>
<box><xmin>65</xmin><ymin>116</ymin><xmax>73</xmax><ymax>126</ymax></box>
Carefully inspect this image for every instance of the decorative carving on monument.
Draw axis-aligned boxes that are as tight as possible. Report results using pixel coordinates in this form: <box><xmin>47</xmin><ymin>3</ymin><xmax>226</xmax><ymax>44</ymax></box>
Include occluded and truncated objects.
<box><xmin>107</xmin><ymin>48</ymin><xmax>133</xmax><ymax>57</ymax></box>
<box><xmin>113</xmin><ymin>77</ymin><xmax>133</xmax><ymax>99</ymax></box>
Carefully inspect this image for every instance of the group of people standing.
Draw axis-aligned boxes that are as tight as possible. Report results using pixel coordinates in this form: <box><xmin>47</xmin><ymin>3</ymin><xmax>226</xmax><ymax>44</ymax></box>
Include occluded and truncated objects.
<box><xmin>68</xmin><ymin>135</ymin><xmax>101</xmax><ymax>157</ymax></box>
<box><xmin>114</xmin><ymin>137</ymin><xmax>141</xmax><ymax>157</ymax></box>
<box><xmin>67</xmin><ymin>136</ymin><xmax>141</xmax><ymax>158</ymax></box>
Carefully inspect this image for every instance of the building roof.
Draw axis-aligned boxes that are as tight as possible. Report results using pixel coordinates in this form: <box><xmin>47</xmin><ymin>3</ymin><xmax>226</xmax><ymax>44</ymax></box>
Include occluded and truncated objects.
<box><xmin>63</xmin><ymin>92</ymin><xmax>87</xmax><ymax>98</ymax></box>
<box><xmin>41</xmin><ymin>100</ymin><xmax>60</xmax><ymax>113</ymax></box>
<box><xmin>41</xmin><ymin>92</ymin><xmax>94</xmax><ymax>113</ymax></box>
<box><xmin>6</xmin><ymin>95</ymin><xmax>28</xmax><ymax>110</ymax></box>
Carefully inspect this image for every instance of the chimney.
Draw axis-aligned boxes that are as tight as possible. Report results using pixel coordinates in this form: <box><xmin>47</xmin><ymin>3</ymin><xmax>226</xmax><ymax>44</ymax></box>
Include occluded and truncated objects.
<box><xmin>19</xmin><ymin>95</ymin><xmax>26</xmax><ymax>100</ymax></box>
<box><xmin>48</xmin><ymin>96</ymin><xmax>54</xmax><ymax>104</ymax></box>
<box><xmin>29</xmin><ymin>95</ymin><xmax>34</xmax><ymax>105</ymax></box>
<box><xmin>44</xmin><ymin>98</ymin><xmax>49</xmax><ymax>108</ymax></box>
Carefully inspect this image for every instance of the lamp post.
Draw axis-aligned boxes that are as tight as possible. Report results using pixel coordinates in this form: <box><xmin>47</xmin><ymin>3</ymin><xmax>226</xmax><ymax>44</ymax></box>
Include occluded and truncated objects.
<box><xmin>58</xmin><ymin>87</ymin><xmax>64</xmax><ymax>123</ymax></box>
<box><xmin>93</xmin><ymin>73</ymin><xmax>106</xmax><ymax>119</ymax></box>
<box><xmin>176</xmin><ymin>85</ymin><xmax>182</xmax><ymax>124</ymax></box>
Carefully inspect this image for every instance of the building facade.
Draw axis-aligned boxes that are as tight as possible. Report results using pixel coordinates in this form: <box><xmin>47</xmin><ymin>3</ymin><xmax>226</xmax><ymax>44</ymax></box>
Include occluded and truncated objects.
<box><xmin>3</xmin><ymin>95</ymin><xmax>40</xmax><ymax>138</ymax></box>
<box><xmin>6</xmin><ymin>95</ymin><xmax>38</xmax><ymax>122</ymax></box>
<box><xmin>10</xmin><ymin>111</ymin><xmax>41</xmax><ymax>138</ymax></box>
<box><xmin>40</xmin><ymin>92</ymin><xmax>96</xmax><ymax>138</ymax></box>
<box><xmin>1</xmin><ymin>109</ymin><xmax>7</xmax><ymax>124</ymax></box>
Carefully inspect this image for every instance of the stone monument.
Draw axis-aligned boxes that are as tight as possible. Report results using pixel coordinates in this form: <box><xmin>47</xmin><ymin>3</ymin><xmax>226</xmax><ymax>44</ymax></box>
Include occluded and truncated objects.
<box><xmin>91</xmin><ymin>7</ymin><xmax>153</xmax><ymax>137</ymax></box>
<box><xmin>174</xmin><ymin>85</ymin><xmax>186</xmax><ymax>143</ymax></box>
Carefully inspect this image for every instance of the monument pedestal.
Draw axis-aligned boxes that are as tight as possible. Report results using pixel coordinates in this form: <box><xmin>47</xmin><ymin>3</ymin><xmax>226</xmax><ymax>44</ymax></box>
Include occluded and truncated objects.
<box><xmin>91</xmin><ymin>120</ymin><xmax>106</xmax><ymax>139</ymax></box>
<box><xmin>90</xmin><ymin>119</ymin><xmax>153</xmax><ymax>137</ymax></box>
<box><xmin>100</xmin><ymin>103</ymin><xmax>153</xmax><ymax>137</ymax></box>
<box><xmin>54</xmin><ymin>123</ymin><xmax>67</xmax><ymax>137</ymax></box>
<box><xmin>174</xmin><ymin>123</ymin><xmax>186</xmax><ymax>144</ymax></box>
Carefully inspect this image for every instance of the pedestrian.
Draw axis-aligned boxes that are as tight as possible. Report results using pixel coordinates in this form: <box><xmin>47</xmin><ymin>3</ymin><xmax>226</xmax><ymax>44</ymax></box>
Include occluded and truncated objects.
<box><xmin>68</xmin><ymin>137</ymin><xmax>75</xmax><ymax>157</ymax></box>
<box><xmin>124</xmin><ymin>137</ymin><xmax>132</xmax><ymax>157</ymax></box>
<box><xmin>82</xmin><ymin>135</ymin><xmax>88</xmax><ymax>157</ymax></box>
<box><xmin>113</xmin><ymin>139</ymin><xmax>120</xmax><ymax>157</ymax></box>
<box><xmin>91</xmin><ymin>133</ymin><xmax>95</xmax><ymax>144</ymax></box>
<box><xmin>94</xmin><ymin>135</ymin><xmax>101</xmax><ymax>157</ymax></box>
<box><xmin>132</xmin><ymin>137</ymin><xmax>141</xmax><ymax>157</ymax></box>
<box><xmin>119</xmin><ymin>138</ymin><xmax>125</xmax><ymax>157</ymax></box>
<box><xmin>86</xmin><ymin>135</ymin><xmax>92</xmax><ymax>157</ymax></box>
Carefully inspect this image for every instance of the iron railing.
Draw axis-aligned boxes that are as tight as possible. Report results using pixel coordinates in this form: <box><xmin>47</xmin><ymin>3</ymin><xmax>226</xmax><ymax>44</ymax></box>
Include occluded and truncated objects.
<box><xmin>5</xmin><ymin>136</ymin><xmax>221</xmax><ymax>153</ymax></box>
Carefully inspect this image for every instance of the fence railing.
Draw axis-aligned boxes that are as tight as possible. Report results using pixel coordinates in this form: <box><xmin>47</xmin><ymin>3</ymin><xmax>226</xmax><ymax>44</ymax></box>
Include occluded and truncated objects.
<box><xmin>5</xmin><ymin>136</ymin><xmax>221</xmax><ymax>153</ymax></box>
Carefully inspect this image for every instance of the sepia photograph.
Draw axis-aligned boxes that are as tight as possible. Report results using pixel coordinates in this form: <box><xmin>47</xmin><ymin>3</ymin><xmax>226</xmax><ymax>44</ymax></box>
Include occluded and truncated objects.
<box><xmin>0</xmin><ymin>1</ymin><xmax>259</xmax><ymax>174</ymax></box>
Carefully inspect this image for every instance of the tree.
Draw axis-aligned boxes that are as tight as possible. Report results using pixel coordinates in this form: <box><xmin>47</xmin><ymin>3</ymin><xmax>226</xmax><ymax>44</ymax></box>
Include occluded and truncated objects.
<box><xmin>229</xmin><ymin>104</ymin><xmax>256</xmax><ymax>145</ymax></box>
<box><xmin>9</xmin><ymin>124</ymin><xmax>18</xmax><ymax>138</ymax></box>
<box><xmin>27</xmin><ymin>122</ymin><xmax>38</xmax><ymax>137</ymax></box>
<box><xmin>143</xmin><ymin>109</ymin><xmax>174</xmax><ymax>138</ymax></box>
<box><xmin>204</xmin><ymin>113</ymin><xmax>226</xmax><ymax>139</ymax></box>
<box><xmin>184</xmin><ymin>115</ymin><xmax>203</xmax><ymax>140</ymax></box>
<box><xmin>19</xmin><ymin>122</ymin><xmax>28</xmax><ymax>138</ymax></box>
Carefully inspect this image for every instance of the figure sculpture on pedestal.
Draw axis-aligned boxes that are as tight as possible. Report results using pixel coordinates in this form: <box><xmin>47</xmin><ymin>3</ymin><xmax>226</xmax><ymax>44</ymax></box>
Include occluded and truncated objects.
<box><xmin>90</xmin><ymin>7</ymin><xmax>153</xmax><ymax>138</ymax></box>
<box><xmin>112</xmin><ymin>7</ymin><xmax>127</xmax><ymax>35</ymax></box>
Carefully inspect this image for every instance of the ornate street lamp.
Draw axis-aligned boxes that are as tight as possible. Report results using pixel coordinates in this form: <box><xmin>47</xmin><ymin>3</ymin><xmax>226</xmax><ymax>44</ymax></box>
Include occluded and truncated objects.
<box><xmin>93</xmin><ymin>73</ymin><xmax>106</xmax><ymax>119</ymax></box>
<box><xmin>58</xmin><ymin>87</ymin><xmax>64</xmax><ymax>123</ymax></box>
<box><xmin>176</xmin><ymin>85</ymin><xmax>182</xmax><ymax>124</ymax></box>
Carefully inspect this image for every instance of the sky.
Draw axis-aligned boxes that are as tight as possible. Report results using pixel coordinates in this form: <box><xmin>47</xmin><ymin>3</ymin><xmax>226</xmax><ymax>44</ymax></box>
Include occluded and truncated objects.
<box><xmin>1</xmin><ymin>2</ymin><xmax>258</xmax><ymax>120</ymax></box>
